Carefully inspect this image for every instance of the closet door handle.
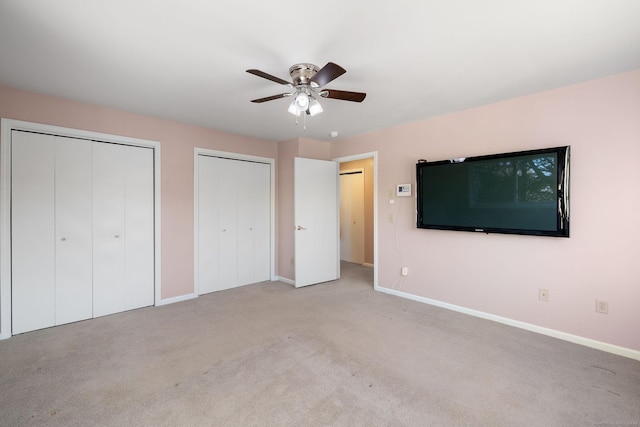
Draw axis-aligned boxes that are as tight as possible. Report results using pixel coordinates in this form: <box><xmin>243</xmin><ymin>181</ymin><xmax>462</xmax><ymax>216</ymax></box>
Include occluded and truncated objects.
<box><xmin>114</xmin><ymin>235</ymin><xmax>120</xmax><ymax>238</ymax></box>
<box><xmin>60</xmin><ymin>237</ymin><xmax>67</xmax><ymax>241</ymax></box>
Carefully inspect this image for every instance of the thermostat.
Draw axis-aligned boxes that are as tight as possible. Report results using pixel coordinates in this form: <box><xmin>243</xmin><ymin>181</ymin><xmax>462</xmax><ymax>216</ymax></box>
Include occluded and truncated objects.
<box><xmin>396</xmin><ymin>184</ymin><xmax>411</xmax><ymax>197</ymax></box>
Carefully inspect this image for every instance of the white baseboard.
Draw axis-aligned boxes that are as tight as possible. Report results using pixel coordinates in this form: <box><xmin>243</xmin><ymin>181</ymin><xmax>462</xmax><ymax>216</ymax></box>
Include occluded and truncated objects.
<box><xmin>158</xmin><ymin>293</ymin><xmax>197</xmax><ymax>306</ymax></box>
<box><xmin>276</xmin><ymin>276</ymin><xmax>295</xmax><ymax>286</ymax></box>
<box><xmin>376</xmin><ymin>286</ymin><xmax>640</xmax><ymax>362</ymax></box>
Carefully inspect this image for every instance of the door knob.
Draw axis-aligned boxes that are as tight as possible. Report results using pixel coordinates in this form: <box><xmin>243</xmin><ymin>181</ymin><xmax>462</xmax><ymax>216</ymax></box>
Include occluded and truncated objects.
<box><xmin>61</xmin><ymin>237</ymin><xmax>66</xmax><ymax>241</ymax></box>
<box><xmin>296</xmin><ymin>225</ymin><xmax>307</xmax><ymax>231</ymax></box>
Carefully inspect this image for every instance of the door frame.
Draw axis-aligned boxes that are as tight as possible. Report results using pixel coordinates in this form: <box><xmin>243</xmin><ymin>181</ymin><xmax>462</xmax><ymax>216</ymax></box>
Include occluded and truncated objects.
<box><xmin>0</xmin><ymin>118</ymin><xmax>162</xmax><ymax>340</ymax></box>
<box><xmin>333</xmin><ymin>151</ymin><xmax>379</xmax><ymax>289</ymax></box>
<box><xmin>193</xmin><ymin>148</ymin><xmax>276</xmax><ymax>296</ymax></box>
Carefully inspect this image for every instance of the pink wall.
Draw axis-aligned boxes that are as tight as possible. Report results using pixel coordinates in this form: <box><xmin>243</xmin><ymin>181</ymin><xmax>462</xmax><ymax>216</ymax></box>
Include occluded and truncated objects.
<box><xmin>0</xmin><ymin>86</ymin><xmax>278</xmax><ymax>299</ymax></box>
<box><xmin>331</xmin><ymin>70</ymin><xmax>640</xmax><ymax>351</ymax></box>
<box><xmin>298</xmin><ymin>137</ymin><xmax>331</xmax><ymax>160</ymax></box>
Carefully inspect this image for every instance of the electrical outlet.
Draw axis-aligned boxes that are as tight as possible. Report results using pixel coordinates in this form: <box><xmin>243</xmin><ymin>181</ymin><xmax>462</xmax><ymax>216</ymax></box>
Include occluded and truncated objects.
<box><xmin>539</xmin><ymin>288</ymin><xmax>549</xmax><ymax>302</ymax></box>
<box><xmin>596</xmin><ymin>299</ymin><xmax>609</xmax><ymax>314</ymax></box>
<box><xmin>401</xmin><ymin>266</ymin><xmax>408</xmax><ymax>276</ymax></box>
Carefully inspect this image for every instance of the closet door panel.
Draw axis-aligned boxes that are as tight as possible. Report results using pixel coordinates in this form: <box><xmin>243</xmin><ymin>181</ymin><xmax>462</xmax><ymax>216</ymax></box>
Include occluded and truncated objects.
<box><xmin>198</xmin><ymin>156</ymin><xmax>221</xmax><ymax>294</ymax></box>
<box><xmin>93</xmin><ymin>143</ymin><xmax>126</xmax><ymax>317</ymax></box>
<box><xmin>54</xmin><ymin>137</ymin><xmax>93</xmax><ymax>325</ymax></box>
<box><xmin>11</xmin><ymin>132</ymin><xmax>56</xmax><ymax>334</ymax></box>
<box><xmin>124</xmin><ymin>146</ymin><xmax>155</xmax><ymax>310</ymax></box>
<box><xmin>217</xmin><ymin>158</ymin><xmax>238</xmax><ymax>290</ymax></box>
<box><xmin>236</xmin><ymin>161</ymin><xmax>255</xmax><ymax>286</ymax></box>
<box><xmin>253</xmin><ymin>162</ymin><xmax>271</xmax><ymax>282</ymax></box>
<box><xmin>197</xmin><ymin>156</ymin><xmax>271</xmax><ymax>293</ymax></box>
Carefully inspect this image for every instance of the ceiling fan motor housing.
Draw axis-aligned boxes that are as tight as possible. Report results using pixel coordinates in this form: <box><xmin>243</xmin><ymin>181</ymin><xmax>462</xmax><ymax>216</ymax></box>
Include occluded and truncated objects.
<box><xmin>289</xmin><ymin>63</ymin><xmax>320</xmax><ymax>86</ymax></box>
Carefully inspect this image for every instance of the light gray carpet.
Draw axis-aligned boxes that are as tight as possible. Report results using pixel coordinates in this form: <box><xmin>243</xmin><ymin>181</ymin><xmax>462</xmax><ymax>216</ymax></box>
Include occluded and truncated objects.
<box><xmin>1</xmin><ymin>262</ymin><xmax>639</xmax><ymax>426</ymax></box>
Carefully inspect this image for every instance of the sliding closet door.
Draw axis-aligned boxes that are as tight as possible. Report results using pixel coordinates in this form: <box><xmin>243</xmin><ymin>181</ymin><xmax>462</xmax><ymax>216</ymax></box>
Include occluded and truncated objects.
<box><xmin>123</xmin><ymin>145</ymin><xmax>154</xmax><ymax>310</ymax></box>
<box><xmin>93</xmin><ymin>143</ymin><xmax>126</xmax><ymax>317</ymax></box>
<box><xmin>11</xmin><ymin>132</ymin><xmax>56</xmax><ymax>334</ymax></box>
<box><xmin>54</xmin><ymin>137</ymin><xmax>93</xmax><ymax>325</ymax></box>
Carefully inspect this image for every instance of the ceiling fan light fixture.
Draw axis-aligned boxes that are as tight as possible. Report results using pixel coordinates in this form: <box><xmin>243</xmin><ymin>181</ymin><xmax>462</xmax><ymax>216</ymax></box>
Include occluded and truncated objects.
<box><xmin>288</xmin><ymin>99</ymin><xmax>301</xmax><ymax>116</ymax></box>
<box><xmin>294</xmin><ymin>92</ymin><xmax>309</xmax><ymax>110</ymax></box>
<box><xmin>247</xmin><ymin>62</ymin><xmax>366</xmax><ymax>126</ymax></box>
<box><xmin>308</xmin><ymin>98</ymin><xmax>323</xmax><ymax>116</ymax></box>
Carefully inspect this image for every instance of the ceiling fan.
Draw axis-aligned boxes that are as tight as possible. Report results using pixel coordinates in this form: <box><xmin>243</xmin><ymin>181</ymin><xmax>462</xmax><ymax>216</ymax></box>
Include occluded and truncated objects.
<box><xmin>246</xmin><ymin>62</ymin><xmax>366</xmax><ymax>120</ymax></box>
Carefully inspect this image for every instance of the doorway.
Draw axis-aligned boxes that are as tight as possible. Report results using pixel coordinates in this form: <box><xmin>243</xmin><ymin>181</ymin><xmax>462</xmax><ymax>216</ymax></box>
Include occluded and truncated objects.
<box><xmin>334</xmin><ymin>152</ymin><xmax>378</xmax><ymax>288</ymax></box>
<box><xmin>340</xmin><ymin>169</ymin><xmax>365</xmax><ymax>264</ymax></box>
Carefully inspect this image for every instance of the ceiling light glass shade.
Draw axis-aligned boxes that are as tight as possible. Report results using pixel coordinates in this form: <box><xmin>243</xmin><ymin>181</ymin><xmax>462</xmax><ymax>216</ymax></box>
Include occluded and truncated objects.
<box><xmin>288</xmin><ymin>99</ymin><xmax>301</xmax><ymax>116</ymax></box>
<box><xmin>294</xmin><ymin>92</ymin><xmax>309</xmax><ymax>110</ymax></box>
<box><xmin>308</xmin><ymin>98</ymin><xmax>323</xmax><ymax>116</ymax></box>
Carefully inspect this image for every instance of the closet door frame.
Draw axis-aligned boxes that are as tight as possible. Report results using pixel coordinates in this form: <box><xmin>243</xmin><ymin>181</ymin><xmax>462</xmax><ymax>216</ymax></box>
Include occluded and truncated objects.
<box><xmin>0</xmin><ymin>118</ymin><xmax>162</xmax><ymax>340</ymax></box>
<box><xmin>193</xmin><ymin>148</ymin><xmax>276</xmax><ymax>296</ymax></box>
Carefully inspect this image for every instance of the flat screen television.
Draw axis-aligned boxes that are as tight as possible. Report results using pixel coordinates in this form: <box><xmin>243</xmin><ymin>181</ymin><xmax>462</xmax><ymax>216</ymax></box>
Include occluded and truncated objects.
<box><xmin>416</xmin><ymin>146</ymin><xmax>570</xmax><ymax>237</ymax></box>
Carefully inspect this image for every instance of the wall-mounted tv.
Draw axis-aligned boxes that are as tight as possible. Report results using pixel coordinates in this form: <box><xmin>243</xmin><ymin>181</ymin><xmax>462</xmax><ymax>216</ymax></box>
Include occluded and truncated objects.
<box><xmin>416</xmin><ymin>146</ymin><xmax>570</xmax><ymax>237</ymax></box>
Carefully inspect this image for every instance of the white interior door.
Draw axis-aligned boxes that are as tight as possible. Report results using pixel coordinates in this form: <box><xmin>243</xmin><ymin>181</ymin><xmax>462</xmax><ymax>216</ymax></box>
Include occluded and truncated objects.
<box><xmin>54</xmin><ymin>137</ymin><xmax>93</xmax><ymax>325</ymax></box>
<box><xmin>11</xmin><ymin>131</ymin><xmax>56</xmax><ymax>334</ymax></box>
<box><xmin>340</xmin><ymin>170</ymin><xmax>365</xmax><ymax>264</ymax></box>
<box><xmin>294</xmin><ymin>157</ymin><xmax>339</xmax><ymax>288</ymax></box>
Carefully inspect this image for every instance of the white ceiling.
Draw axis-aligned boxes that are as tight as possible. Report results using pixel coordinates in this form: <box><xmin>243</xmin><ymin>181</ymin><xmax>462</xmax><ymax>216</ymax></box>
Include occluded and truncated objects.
<box><xmin>1</xmin><ymin>1</ymin><xmax>639</xmax><ymax>142</ymax></box>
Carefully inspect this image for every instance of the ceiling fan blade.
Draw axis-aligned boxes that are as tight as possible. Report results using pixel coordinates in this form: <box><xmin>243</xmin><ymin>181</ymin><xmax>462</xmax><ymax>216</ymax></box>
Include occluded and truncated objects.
<box><xmin>321</xmin><ymin>89</ymin><xmax>367</xmax><ymax>103</ymax></box>
<box><xmin>250</xmin><ymin>93</ymin><xmax>292</xmax><ymax>103</ymax></box>
<box><xmin>246</xmin><ymin>69</ymin><xmax>291</xmax><ymax>86</ymax></box>
<box><xmin>311</xmin><ymin>62</ymin><xmax>346</xmax><ymax>87</ymax></box>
